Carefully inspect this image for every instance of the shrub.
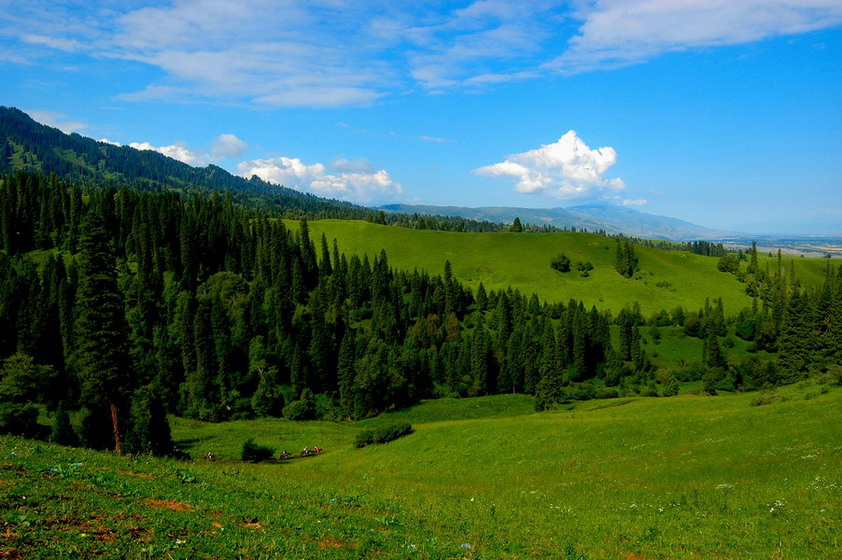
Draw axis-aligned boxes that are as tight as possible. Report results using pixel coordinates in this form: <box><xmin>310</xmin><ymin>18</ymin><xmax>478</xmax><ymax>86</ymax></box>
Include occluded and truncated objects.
<box><xmin>0</xmin><ymin>402</ymin><xmax>41</xmax><ymax>439</ymax></box>
<box><xmin>354</xmin><ymin>422</ymin><xmax>414</xmax><ymax>448</ymax></box>
<box><xmin>550</xmin><ymin>253</ymin><xmax>571</xmax><ymax>272</ymax></box>
<box><xmin>283</xmin><ymin>388</ymin><xmax>317</xmax><ymax>420</ymax></box>
<box><xmin>595</xmin><ymin>387</ymin><xmax>618</xmax><ymax>399</ymax></box>
<box><xmin>663</xmin><ymin>377</ymin><xmax>680</xmax><ymax>397</ymax></box>
<box><xmin>241</xmin><ymin>438</ymin><xmax>274</xmax><ymax>463</ymax></box>
<box><xmin>750</xmin><ymin>390</ymin><xmax>778</xmax><ymax>407</ymax></box>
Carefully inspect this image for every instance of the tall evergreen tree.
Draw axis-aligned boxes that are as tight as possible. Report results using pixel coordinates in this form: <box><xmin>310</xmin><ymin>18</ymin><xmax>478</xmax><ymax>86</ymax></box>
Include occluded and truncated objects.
<box><xmin>73</xmin><ymin>208</ymin><xmax>134</xmax><ymax>451</ymax></box>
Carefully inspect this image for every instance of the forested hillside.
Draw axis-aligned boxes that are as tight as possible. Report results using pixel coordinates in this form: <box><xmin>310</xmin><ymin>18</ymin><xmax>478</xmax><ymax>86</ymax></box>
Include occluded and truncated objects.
<box><xmin>0</xmin><ymin>107</ymin><xmax>505</xmax><ymax>233</ymax></box>
<box><xmin>1</xmin><ymin>171</ymin><xmax>840</xmax><ymax>457</ymax></box>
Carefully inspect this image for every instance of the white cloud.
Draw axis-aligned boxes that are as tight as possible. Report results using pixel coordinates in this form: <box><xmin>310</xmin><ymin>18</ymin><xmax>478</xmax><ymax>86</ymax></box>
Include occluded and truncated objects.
<box><xmin>549</xmin><ymin>0</ymin><xmax>842</xmax><ymax>73</ymax></box>
<box><xmin>129</xmin><ymin>141</ymin><xmax>205</xmax><ymax>166</ymax></box>
<box><xmin>27</xmin><ymin>110</ymin><xmax>88</xmax><ymax>133</ymax></box>
<box><xmin>474</xmin><ymin>130</ymin><xmax>625</xmax><ymax>200</ymax></box>
<box><xmin>622</xmin><ymin>198</ymin><xmax>648</xmax><ymax>207</ymax></box>
<box><xmin>420</xmin><ymin>135</ymin><xmax>453</xmax><ymax>143</ymax></box>
<box><xmin>238</xmin><ymin>156</ymin><xmax>402</xmax><ymax>203</ymax></box>
<box><xmin>98</xmin><ymin>138</ymin><xmax>121</xmax><ymax>146</ymax></box>
<box><xmin>6</xmin><ymin>1</ymin><xmax>842</xmax><ymax>103</ymax></box>
<box><xmin>211</xmin><ymin>134</ymin><xmax>247</xmax><ymax>159</ymax></box>
<box><xmin>129</xmin><ymin>134</ymin><xmax>248</xmax><ymax>166</ymax></box>
<box><xmin>22</xmin><ymin>33</ymin><xmax>85</xmax><ymax>52</ymax></box>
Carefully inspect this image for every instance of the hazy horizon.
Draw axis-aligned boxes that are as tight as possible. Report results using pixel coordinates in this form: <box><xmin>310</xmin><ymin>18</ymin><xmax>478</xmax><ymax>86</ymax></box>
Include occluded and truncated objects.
<box><xmin>3</xmin><ymin>1</ymin><xmax>840</xmax><ymax>234</ymax></box>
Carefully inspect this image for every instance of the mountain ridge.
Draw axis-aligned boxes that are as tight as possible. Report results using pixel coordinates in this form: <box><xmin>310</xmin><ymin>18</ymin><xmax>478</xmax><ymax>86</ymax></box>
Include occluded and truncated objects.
<box><xmin>379</xmin><ymin>202</ymin><xmax>739</xmax><ymax>241</ymax></box>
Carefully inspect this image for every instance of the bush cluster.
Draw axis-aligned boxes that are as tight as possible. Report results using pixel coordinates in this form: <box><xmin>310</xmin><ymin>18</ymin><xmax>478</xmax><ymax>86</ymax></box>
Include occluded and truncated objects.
<box><xmin>241</xmin><ymin>438</ymin><xmax>274</xmax><ymax>462</ymax></box>
<box><xmin>354</xmin><ymin>422</ymin><xmax>414</xmax><ymax>448</ymax></box>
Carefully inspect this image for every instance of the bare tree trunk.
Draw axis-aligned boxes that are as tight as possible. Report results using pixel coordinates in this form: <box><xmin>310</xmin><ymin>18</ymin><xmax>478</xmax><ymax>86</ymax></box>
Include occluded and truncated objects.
<box><xmin>110</xmin><ymin>402</ymin><xmax>121</xmax><ymax>454</ymax></box>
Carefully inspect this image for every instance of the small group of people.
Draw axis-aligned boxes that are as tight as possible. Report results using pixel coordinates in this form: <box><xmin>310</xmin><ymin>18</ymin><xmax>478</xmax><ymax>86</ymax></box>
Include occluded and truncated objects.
<box><xmin>277</xmin><ymin>446</ymin><xmax>323</xmax><ymax>460</ymax></box>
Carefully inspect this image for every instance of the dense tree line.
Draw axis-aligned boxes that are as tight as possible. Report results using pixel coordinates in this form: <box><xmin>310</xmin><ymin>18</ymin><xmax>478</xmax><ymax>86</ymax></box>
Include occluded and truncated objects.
<box><xmin>0</xmin><ymin>172</ymin><xmax>652</xmax><ymax>454</ymax></box>
<box><xmin>1</xmin><ymin>172</ymin><xmax>839</xmax><ymax>455</ymax></box>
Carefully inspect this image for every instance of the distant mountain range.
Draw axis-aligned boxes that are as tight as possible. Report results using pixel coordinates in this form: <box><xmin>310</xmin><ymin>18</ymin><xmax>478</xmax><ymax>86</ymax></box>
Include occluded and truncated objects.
<box><xmin>378</xmin><ymin>203</ymin><xmax>738</xmax><ymax>241</ymax></box>
<box><xmin>3</xmin><ymin>105</ymin><xmax>833</xmax><ymax>247</ymax></box>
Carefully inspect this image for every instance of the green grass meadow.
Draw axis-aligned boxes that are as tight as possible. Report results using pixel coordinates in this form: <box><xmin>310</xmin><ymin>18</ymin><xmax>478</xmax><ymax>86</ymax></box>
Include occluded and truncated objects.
<box><xmin>3</xmin><ymin>383</ymin><xmax>840</xmax><ymax>558</ymax></box>
<box><xmin>299</xmin><ymin>220</ymin><xmax>831</xmax><ymax>316</ymax></box>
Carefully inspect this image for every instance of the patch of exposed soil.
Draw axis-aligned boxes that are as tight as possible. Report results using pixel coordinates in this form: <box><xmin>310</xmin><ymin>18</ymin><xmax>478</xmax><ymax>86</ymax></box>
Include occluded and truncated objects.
<box><xmin>318</xmin><ymin>536</ymin><xmax>349</xmax><ymax>550</ymax></box>
<box><xmin>119</xmin><ymin>471</ymin><xmax>157</xmax><ymax>480</ymax></box>
<box><xmin>145</xmin><ymin>499</ymin><xmax>191</xmax><ymax>512</ymax></box>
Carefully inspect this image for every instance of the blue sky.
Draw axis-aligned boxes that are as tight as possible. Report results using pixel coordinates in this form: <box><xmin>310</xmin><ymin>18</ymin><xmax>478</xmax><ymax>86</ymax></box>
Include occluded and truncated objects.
<box><xmin>2</xmin><ymin>0</ymin><xmax>841</xmax><ymax>234</ymax></box>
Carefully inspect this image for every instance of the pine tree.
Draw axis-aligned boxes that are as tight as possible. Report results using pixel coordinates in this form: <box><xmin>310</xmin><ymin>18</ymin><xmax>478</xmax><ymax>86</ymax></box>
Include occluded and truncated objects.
<box><xmin>337</xmin><ymin>330</ymin><xmax>357</xmax><ymax>417</ymax></box>
<box><xmin>49</xmin><ymin>400</ymin><xmax>78</xmax><ymax>447</ymax></box>
<box><xmin>475</xmin><ymin>281</ymin><xmax>488</xmax><ymax>311</ymax></box>
<box><xmin>73</xmin><ymin>208</ymin><xmax>133</xmax><ymax>451</ymax></box>
<box><xmin>124</xmin><ymin>383</ymin><xmax>173</xmax><ymax>456</ymax></box>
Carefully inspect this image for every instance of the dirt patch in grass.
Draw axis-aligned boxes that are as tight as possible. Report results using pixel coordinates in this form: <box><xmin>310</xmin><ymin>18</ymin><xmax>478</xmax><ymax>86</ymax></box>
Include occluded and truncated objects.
<box><xmin>318</xmin><ymin>536</ymin><xmax>349</xmax><ymax>550</ymax></box>
<box><xmin>0</xmin><ymin>548</ymin><xmax>24</xmax><ymax>559</ymax></box>
<box><xmin>145</xmin><ymin>499</ymin><xmax>191</xmax><ymax>512</ymax></box>
<box><xmin>119</xmin><ymin>471</ymin><xmax>157</xmax><ymax>480</ymax></box>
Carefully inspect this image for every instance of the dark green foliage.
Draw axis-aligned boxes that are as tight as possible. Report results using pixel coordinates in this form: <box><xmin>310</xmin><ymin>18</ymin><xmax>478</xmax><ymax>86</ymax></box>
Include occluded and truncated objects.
<box><xmin>354</xmin><ymin>421</ymin><xmax>414</xmax><ymax>448</ymax></box>
<box><xmin>1</xmin><ymin>148</ymin><xmax>839</xmax><ymax>438</ymax></box>
<box><xmin>0</xmin><ymin>353</ymin><xmax>55</xmax><ymax>438</ymax></box>
<box><xmin>595</xmin><ymin>387</ymin><xmax>618</xmax><ymax>399</ymax></box>
<box><xmin>550</xmin><ymin>253</ymin><xmax>571</xmax><ymax>272</ymax></box>
<box><xmin>615</xmin><ymin>240</ymin><xmax>638</xmax><ymax>278</ymax></box>
<box><xmin>0</xmin><ymin>402</ymin><xmax>41</xmax><ymax>438</ymax></box>
<box><xmin>241</xmin><ymin>437</ymin><xmax>274</xmax><ymax>463</ymax></box>
<box><xmin>283</xmin><ymin>388</ymin><xmax>317</xmax><ymax>421</ymax></box>
<box><xmin>663</xmin><ymin>377</ymin><xmax>680</xmax><ymax>397</ymax></box>
<box><xmin>49</xmin><ymin>401</ymin><xmax>78</xmax><ymax>447</ymax></box>
<box><xmin>574</xmin><ymin>260</ymin><xmax>594</xmax><ymax>277</ymax></box>
<box><xmin>73</xmin><ymin>204</ymin><xmax>133</xmax><ymax>450</ymax></box>
<box><xmin>124</xmin><ymin>384</ymin><xmax>173</xmax><ymax>456</ymax></box>
<box><xmin>510</xmin><ymin>217</ymin><xmax>523</xmax><ymax>232</ymax></box>
<box><xmin>0</xmin><ymin>353</ymin><xmax>59</xmax><ymax>408</ymax></box>
<box><xmin>717</xmin><ymin>253</ymin><xmax>741</xmax><ymax>274</ymax></box>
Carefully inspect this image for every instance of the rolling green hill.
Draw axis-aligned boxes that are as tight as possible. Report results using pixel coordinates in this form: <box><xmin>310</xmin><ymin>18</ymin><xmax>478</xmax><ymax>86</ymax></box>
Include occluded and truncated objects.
<box><xmin>299</xmin><ymin>219</ymin><xmax>830</xmax><ymax>316</ymax></box>
<box><xmin>3</xmin><ymin>383</ymin><xmax>839</xmax><ymax>558</ymax></box>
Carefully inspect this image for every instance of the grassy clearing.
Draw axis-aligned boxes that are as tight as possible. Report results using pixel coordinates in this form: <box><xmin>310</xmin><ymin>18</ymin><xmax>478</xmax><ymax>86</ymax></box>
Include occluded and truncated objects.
<box><xmin>3</xmin><ymin>385</ymin><xmax>840</xmax><ymax>558</ymax></box>
<box><xmin>298</xmin><ymin>220</ymin><xmax>830</xmax><ymax>316</ymax></box>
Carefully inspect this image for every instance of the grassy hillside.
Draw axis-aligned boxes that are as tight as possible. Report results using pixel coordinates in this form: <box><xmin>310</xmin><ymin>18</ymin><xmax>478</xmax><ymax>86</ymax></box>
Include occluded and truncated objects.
<box><xmin>300</xmin><ymin>220</ymin><xmax>830</xmax><ymax>316</ymax></box>
<box><xmin>3</xmin><ymin>383</ymin><xmax>839</xmax><ymax>558</ymax></box>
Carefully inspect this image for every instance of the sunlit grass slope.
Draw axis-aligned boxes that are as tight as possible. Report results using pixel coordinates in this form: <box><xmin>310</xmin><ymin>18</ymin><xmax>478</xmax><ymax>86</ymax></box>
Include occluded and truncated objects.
<box><xmin>4</xmin><ymin>384</ymin><xmax>839</xmax><ymax>558</ymax></box>
<box><xmin>300</xmin><ymin>220</ymin><xmax>829</xmax><ymax>316</ymax></box>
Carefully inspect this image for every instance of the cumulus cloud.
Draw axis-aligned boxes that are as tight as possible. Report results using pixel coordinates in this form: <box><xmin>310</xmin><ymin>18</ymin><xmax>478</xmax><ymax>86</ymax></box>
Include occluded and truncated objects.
<box><xmin>129</xmin><ymin>141</ymin><xmax>205</xmax><ymax>166</ymax></box>
<box><xmin>211</xmin><ymin>134</ymin><xmax>247</xmax><ymax>159</ymax></box>
<box><xmin>237</xmin><ymin>156</ymin><xmax>402</xmax><ymax>204</ymax></box>
<box><xmin>474</xmin><ymin>130</ymin><xmax>625</xmax><ymax>200</ymax></box>
<box><xmin>129</xmin><ymin>134</ymin><xmax>247</xmax><ymax>166</ymax></box>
